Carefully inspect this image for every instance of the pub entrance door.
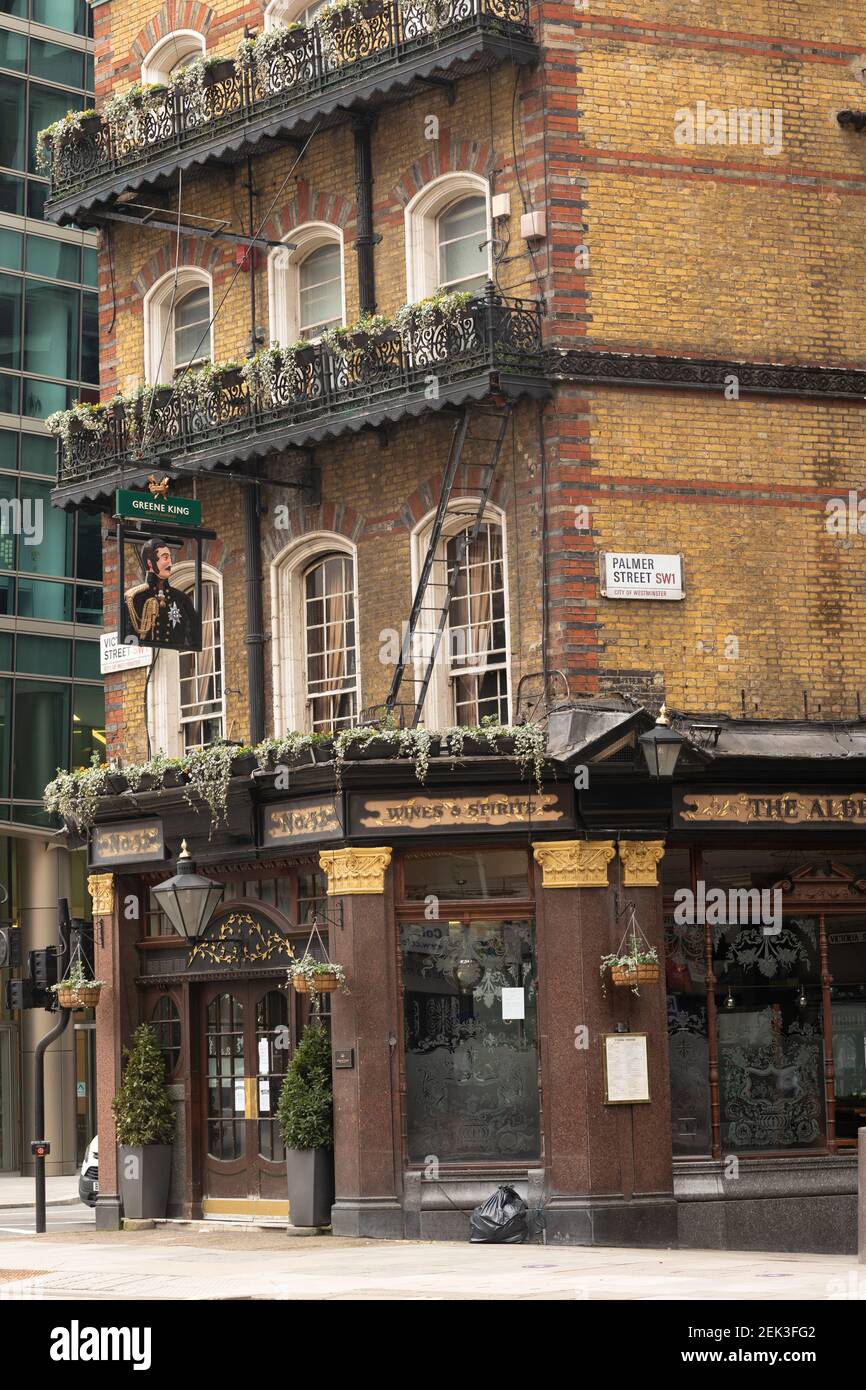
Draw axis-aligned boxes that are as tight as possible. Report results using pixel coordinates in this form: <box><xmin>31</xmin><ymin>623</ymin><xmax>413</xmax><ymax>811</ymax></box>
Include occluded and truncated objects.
<box><xmin>199</xmin><ymin>979</ymin><xmax>292</xmax><ymax>1210</ymax></box>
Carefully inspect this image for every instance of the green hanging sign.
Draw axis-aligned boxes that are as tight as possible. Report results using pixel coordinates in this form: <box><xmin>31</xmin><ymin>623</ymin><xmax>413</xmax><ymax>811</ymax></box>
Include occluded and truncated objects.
<box><xmin>116</xmin><ymin>489</ymin><xmax>201</xmax><ymax>527</ymax></box>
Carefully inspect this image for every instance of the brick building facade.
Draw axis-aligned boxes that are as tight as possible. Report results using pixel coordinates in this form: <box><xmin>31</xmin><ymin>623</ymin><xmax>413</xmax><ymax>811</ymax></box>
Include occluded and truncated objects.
<box><xmin>38</xmin><ymin>0</ymin><xmax>866</xmax><ymax>1247</ymax></box>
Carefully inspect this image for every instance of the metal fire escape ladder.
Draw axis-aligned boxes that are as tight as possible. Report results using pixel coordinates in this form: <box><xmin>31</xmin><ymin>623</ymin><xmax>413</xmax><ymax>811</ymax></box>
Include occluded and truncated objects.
<box><xmin>384</xmin><ymin>399</ymin><xmax>513</xmax><ymax>728</ymax></box>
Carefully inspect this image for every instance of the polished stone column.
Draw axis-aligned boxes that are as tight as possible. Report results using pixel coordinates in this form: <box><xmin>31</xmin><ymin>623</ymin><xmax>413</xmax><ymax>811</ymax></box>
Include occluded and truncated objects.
<box><xmin>319</xmin><ymin>847</ymin><xmax>403</xmax><ymax>1238</ymax></box>
<box><xmin>532</xmin><ymin>838</ymin><xmax>676</xmax><ymax>1246</ymax></box>
<box><xmin>90</xmin><ymin>872</ymin><xmax>138</xmax><ymax>1231</ymax></box>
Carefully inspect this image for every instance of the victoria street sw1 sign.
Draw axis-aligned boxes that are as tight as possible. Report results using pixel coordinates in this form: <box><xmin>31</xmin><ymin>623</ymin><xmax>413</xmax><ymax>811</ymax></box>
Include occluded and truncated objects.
<box><xmin>116</xmin><ymin>489</ymin><xmax>201</xmax><ymax>527</ymax></box>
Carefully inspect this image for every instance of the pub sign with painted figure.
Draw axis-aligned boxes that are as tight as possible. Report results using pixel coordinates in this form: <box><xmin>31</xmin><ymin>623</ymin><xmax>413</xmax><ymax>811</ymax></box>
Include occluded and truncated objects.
<box><xmin>121</xmin><ymin>535</ymin><xmax>201</xmax><ymax>652</ymax></box>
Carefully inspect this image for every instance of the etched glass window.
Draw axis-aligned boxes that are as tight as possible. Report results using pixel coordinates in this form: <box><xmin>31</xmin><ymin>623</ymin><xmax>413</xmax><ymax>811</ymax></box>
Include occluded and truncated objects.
<box><xmin>401</xmin><ymin>917</ymin><xmax>540</xmax><ymax>1162</ymax></box>
<box><xmin>150</xmin><ymin>996</ymin><xmax>181</xmax><ymax>1076</ymax></box>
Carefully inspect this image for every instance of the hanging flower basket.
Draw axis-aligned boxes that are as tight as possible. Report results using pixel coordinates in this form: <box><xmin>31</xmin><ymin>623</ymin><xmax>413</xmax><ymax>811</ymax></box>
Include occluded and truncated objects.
<box><xmin>609</xmin><ymin>961</ymin><xmax>661</xmax><ymax>989</ymax></box>
<box><xmin>51</xmin><ymin>955</ymin><xmax>104</xmax><ymax>1011</ymax></box>
<box><xmin>292</xmin><ymin>970</ymin><xmax>339</xmax><ymax>995</ymax></box>
<box><xmin>56</xmin><ymin>983</ymin><xmax>102</xmax><ymax>1009</ymax></box>
<box><xmin>600</xmin><ymin>906</ymin><xmax>660</xmax><ymax>998</ymax></box>
<box><xmin>288</xmin><ymin>942</ymin><xmax>349</xmax><ymax>999</ymax></box>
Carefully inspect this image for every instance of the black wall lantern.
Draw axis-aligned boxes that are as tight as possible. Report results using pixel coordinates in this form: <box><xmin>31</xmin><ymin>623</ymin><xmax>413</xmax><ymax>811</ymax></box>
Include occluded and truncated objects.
<box><xmin>639</xmin><ymin>705</ymin><xmax>685</xmax><ymax>779</ymax></box>
<box><xmin>152</xmin><ymin>840</ymin><xmax>224</xmax><ymax>941</ymax></box>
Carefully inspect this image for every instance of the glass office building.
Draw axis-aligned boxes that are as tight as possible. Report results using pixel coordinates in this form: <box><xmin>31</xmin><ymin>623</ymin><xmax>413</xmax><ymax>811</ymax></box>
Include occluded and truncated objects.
<box><xmin>0</xmin><ymin>0</ymin><xmax>103</xmax><ymax>1175</ymax></box>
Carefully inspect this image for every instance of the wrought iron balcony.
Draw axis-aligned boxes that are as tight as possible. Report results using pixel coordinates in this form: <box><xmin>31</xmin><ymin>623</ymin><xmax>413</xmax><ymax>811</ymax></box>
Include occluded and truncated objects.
<box><xmin>53</xmin><ymin>289</ymin><xmax>549</xmax><ymax>507</ymax></box>
<box><xmin>45</xmin><ymin>0</ymin><xmax>536</xmax><ymax>225</ymax></box>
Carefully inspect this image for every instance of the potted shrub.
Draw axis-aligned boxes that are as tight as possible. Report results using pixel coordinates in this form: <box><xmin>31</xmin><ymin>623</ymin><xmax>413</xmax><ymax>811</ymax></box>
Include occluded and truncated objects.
<box><xmin>600</xmin><ymin>929</ymin><xmax>661</xmax><ymax>997</ymax></box>
<box><xmin>288</xmin><ymin>953</ymin><xmax>349</xmax><ymax>997</ymax></box>
<box><xmin>112</xmin><ymin>1022</ymin><xmax>176</xmax><ymax>1220</ymax></box>
<box><xmin>277</xmin><ymin>1023</ymin><xmax>334</xmax><ymax>1228</ymax></box>
<box><xmin>52</xmin><ymin>958</ymin><xmax>103</xmax><ymax>1010</ymax></box>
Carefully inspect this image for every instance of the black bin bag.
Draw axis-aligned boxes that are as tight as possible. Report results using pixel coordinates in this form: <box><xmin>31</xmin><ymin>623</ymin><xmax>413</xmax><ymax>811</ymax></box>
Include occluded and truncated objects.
<box><xmin>469</xmin><ymin>1184</ymin><xmax>529</xmax><ymax>1244</ymax></box>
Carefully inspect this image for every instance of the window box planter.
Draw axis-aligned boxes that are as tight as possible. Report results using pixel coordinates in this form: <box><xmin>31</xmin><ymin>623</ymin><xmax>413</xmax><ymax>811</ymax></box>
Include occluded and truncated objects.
<box><xmin>76</xmin><ymin>113</ymin><xmax>102</xmax><ymax>138</ymax></box>
<box><xmin>105</xmin><ymin>771</ymin><xmax>130</xmax><ymax>794</ymax></box>
<box><xmin>160</xmin><ymin>767</ymin><xmax>188</xmax><ymax>789</ymax></box>
<box><xmin>153</xmin><ymin>387</ymin><xmax>175</xmax><ymax>409</ymax></box>
<box><xmin>229</xmin><ymin>751</ymin><xmax>257</xmax><ymax>777</ymax></box>
<box><xmin>312</xmin><ymin>742</ymin><xmax>334</xmax><ymax>763</ymax></box>
<box><xmin>202</xmin><ymin>58</ymin><xmax>236</xmax><ymax>87</ymax></box>
<box><xmin>292</xmin><ymin>345</ymin><xmax>317</xmax><ymax>368</ymax></box>
<box><xmin>343</xmin><ymin>735</ymin><xmax>396</xmax><ymax>760</ymax></box>
<box><xmin>209</xmin><ymin>365</ymin><xmax>244</xmax><ymax>391</ymax></box>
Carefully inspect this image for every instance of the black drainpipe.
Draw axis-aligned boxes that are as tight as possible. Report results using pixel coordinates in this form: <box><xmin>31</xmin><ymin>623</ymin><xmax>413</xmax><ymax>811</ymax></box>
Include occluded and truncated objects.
<box><xmin>352</xmin><ymin>118</ymin><xmax>378</xmax><ymax>315</ymax></box>
<box><xmin>243</xmin><ymin>472</ymin><xmax>265</xmax><ymax>745</ymax></box>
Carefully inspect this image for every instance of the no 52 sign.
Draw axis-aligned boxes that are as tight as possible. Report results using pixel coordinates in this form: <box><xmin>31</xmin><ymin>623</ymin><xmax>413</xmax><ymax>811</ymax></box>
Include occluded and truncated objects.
<box><xmin>600</xmin><ymin>552</ymin><xmax>684</xmax><ymax>601</ymax></box>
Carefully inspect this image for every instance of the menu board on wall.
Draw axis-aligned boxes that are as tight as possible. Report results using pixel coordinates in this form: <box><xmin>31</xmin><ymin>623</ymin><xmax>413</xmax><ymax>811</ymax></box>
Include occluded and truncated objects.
<box><xmin>603</xmin><ymin>1033</ymin><xmax>651</xmax><ymax>1105</ymax></box>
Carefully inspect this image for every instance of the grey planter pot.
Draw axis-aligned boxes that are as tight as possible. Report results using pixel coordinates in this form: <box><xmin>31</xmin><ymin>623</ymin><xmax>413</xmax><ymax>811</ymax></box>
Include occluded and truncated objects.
<box><xmin>287</xmin><ymin>1147</ymin><xmax>334</xmax><ymax>1228</ymax></box>
<box><xmin>119</xmin><ymin>1144</ymin><xmax>172</xmax><ymax>1220</ymax></box>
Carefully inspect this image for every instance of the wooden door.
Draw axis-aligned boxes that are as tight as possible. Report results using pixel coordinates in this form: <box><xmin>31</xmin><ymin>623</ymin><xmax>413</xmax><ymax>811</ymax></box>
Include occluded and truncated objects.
<box><xmin>201</xmin><ymin>980</ymin><xmax>292</xmax><ymax>1202</ymax></box>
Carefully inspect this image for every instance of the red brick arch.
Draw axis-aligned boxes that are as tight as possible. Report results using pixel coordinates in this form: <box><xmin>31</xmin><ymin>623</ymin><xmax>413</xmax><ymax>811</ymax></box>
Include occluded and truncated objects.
<box><xmin>132</xmin><ymin>238</ymin><xmax>225</xmax><ymax>300</ymax></box>
<box><xmin>390</xmin><ymin>135</ymin><xmax>496</xmax><ymax>208</ymax></box>
<box><xmin>261</xmin><ymin>497</ymin><xmax>365</xmax><ymax>564</ymax></box>
<box><xmin>399</xmin><ymin>469</ymin><xmax>511</xmax><ymax>532</ymax></box>
<box><xmin>262</xmin><ymin>183</ymin><xmax>356</xmax><ymax>244</ymax></box>
<box><xmin>131</xmin><ymin>2</ymin><xmax>216</xmax><ymax>63</ymax></box>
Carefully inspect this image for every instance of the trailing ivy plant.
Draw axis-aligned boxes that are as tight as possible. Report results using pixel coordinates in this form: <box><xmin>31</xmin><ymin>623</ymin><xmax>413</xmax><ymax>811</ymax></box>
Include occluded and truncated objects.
<box><xmin>321</xmin><ymin>313</ymin><xmax>391</xmax><ymax>357</ymax></box>
<box><xmin>241</xmin><ymin>344</ymin><xmax>287</xmax><ymax>403</ymax></box>
<box><xmin>287</xmin><ymin>953</ymin><xmax>349</xmax><ymax>998</ymax></box>
<box><xmin>44</xmin><ymin>402</ymin><xmax>109</xmax><ymax>459</ymax></box>
<box><xmin>183</xmin><ymin>742</ymin><xmax>253</xmax><ymax>833</ymax></box>
<box><xmin>43</xmin><ymin>754</ymin><xmax>109</xmax><ymax>833</ymax></box>
<box><xmin>394</xmin><ymin>289</ymin><xmax>474</xmax><ymax>337</ymax></box>
<box><xmin>35</xmin><ymin>109</ymin><xmax>99</xmax><ymax>173</ymax></box>
<box><xmin>236</xmin><ymin>22</ymin><xmax>304</xmax><ymax>87</ymax></box>
<box><xmin>103</xmin><ymin>82</ymin><xmax>168</xmax><ymax>128</ymax></box>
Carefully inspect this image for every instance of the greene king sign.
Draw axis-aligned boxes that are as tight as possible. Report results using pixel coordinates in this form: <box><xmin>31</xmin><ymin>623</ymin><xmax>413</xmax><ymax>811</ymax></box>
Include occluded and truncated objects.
<box><xmin>600</xmin><ymin>552</ymin><xmax>683</xmax><ymax>600</ymax></box>
<box><xmin>116</xmin><ymin>489</ymin><xmax>201</xmax><ymax>527</ymax></box>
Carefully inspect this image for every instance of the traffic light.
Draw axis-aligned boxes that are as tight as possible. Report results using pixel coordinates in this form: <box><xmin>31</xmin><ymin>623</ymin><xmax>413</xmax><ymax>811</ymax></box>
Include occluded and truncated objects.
<box><xmin>28</xmin><ymin>948</ymin><xmax>58</xmax><ymax>991</ymax></box>
<box><xmin>0</xmin><ymin>925</ymin><xmax>21</xmax><ymax>969</ymax></box>
<box><xmin>5</xmin><ymin>978</ymin><xmax>36</xmax><ymax>1010</ymax></box>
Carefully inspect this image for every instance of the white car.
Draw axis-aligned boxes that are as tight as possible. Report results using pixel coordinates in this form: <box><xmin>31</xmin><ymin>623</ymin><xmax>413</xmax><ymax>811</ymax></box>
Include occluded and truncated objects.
<box><xmin>79</xmin><ymin>1136</ymin><xmax>98</xmax><ymax>1207</ymax></box>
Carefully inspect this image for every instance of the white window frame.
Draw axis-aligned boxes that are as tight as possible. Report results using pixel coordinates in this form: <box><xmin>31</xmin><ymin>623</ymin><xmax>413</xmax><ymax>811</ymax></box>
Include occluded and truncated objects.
<box><xmin>264</xmin><ymin>0</ymin><xmax>325</xmax><ymax>28</ymax></box>
<box><xmin>143</xmin><ymin>267</ymin><xmax>213</xmax><ymax>382</ymax></box>
<box><xmin>267</xmin><ymin>223</ymin><xmax>345</xmax><ymax>346</ymax></box>
<box><xmin>409</xmin><ymin>502</ymin><xmax>511</xmax><ymax>729</ymax></box>
<box><xmin>404</xmin><ymin>172</ymin><xmax>492</xmax><ymax>303</ymax></box>
<box><xmin>270</xmin><ymin>532</ymin><xmax>361</xmax><ymax>734</ymax></box>
<box><xmin>148</xmin><ymin>561</ymin><xmax>227</xmax><ymax>756</ymax></box>
<box><xmin>141</xmin><ymin>30</ymin><xmax>206</xmax><ymax>84</ymax></box>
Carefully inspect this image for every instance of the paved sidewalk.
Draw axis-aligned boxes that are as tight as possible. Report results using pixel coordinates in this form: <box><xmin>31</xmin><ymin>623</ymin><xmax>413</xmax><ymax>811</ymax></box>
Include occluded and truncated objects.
<box><xmin>0</xmin><ymin>1176</ymin><xmax>81</xmax><ymax>1209</ymax></box>
<box><xmin>0</xmin><ymin>1224</ymin><xmax>862</xmax><ymax>1300</ymax></box>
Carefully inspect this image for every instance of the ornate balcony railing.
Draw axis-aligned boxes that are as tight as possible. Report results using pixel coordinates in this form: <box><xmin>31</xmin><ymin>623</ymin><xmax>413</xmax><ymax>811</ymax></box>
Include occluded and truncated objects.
<box><xmin>46</xmin><ymin>0</ymin><xmax>534</xmax><ymax>214</ymax></box>
<box><xmin>55</xmin><ymin>290</ymin><xmax>546</xmax><ymax>499</ymax></box>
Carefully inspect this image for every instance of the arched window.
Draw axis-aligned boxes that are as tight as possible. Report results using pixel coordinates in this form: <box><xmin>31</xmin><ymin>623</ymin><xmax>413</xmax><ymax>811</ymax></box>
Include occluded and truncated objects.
<box><xmin>264</xmin><ymin>0</ymin><xmax>326</xmax><ymax>28</ymax></box>
<box><xmin>410</xmin><ymin>507</ymin><xmax>510</xmax><ymax>727</ymax></box>
<box><xmin>303</xmin><ymin>553</ymin><xmax>358</xmax><ymax>731</ymax></box>
<box><xmin>271</xmin><ymin>534</ymin><xmax>360</xmax><ymax>734</ymax></box>
<box><xmin>437</xmin><ymin>195</ymin><xmax>488</xmax><ymax>294</ymax></box>
<box><xmin>143</xmin><ymin>269</ymin><xmax>212</xmax><ymax>381</ymax></box>
<box><xmin>141</xmin><ymin>30</ymin><xmax>206</xmax><ymax>84</ymax></box>
<box><xmin>148</xmin><ymin>564</ymin><xmax>226</xmax><ymax>755</ymax></box>
<box><xmin>268</xmin><ymin>223</ymin><xmax>345</xmax><ymax>345</ymax></box>
<box><xmin>173</xmin><ymin>285</ymin><xmax>212</xmax><ymax>371</ymax></box>
<box><xmin>404</xmin><ymin>172</ymin><xmax>492</xmax><ymax>302</ymax></box>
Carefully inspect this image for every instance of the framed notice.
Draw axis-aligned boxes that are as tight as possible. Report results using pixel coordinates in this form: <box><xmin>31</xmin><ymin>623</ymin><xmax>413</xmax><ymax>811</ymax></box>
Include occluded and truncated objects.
<box><xmin>602</xmin><ymin>1033</ymin><xmax>650</xmax><ymax>1105</ymax></box>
